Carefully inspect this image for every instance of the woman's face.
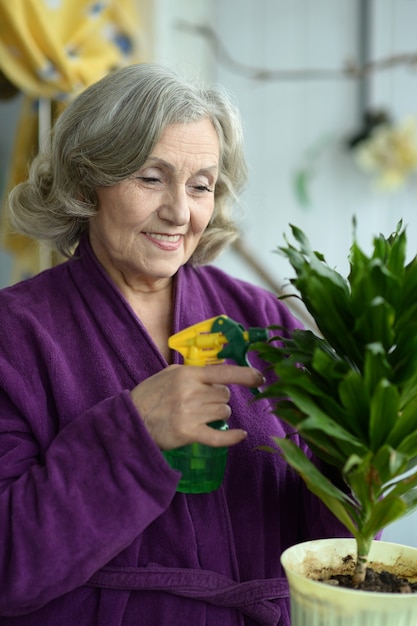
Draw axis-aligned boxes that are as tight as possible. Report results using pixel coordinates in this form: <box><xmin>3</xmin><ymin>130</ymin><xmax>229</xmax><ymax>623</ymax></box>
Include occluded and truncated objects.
<box><xmin>89</xmin><ymin>118</ymin><xmax>219</xmax><ymax>292</ymax></box>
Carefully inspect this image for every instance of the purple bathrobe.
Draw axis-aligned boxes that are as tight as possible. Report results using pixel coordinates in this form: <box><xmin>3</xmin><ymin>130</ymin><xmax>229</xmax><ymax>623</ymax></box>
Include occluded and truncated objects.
<box><xmin>0</xmin><ymin>236</ymin><xmax>351</xmax><ymax>625</ymax></box>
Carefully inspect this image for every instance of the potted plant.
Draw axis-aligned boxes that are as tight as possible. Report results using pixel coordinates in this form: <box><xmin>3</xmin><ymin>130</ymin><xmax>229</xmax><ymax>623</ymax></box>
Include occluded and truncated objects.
<box><xmin>254</xmin><ymin>220</ymin><xmax>417</xmax><ymax>625</ymax></box>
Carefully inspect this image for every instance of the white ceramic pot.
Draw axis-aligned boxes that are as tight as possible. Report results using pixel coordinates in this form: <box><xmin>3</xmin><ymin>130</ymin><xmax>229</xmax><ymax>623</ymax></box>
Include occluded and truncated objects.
<box><xmin>280</xmin><ymin>538</ymin><xmax>417</xmax><ymax>626</ymax></box>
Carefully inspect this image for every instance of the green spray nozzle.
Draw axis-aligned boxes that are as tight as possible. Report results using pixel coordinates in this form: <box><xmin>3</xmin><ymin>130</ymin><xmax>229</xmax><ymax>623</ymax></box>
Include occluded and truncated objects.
<box><xmin>211</xmin><ymin>316</ymin><xmax>269</xmax><ymax>367</ymax></box>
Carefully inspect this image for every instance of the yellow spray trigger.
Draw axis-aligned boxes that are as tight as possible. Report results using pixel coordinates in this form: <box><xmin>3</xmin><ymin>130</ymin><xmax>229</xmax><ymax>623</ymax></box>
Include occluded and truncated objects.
<box><xmin>168</xmin><ymin>315</ymin><xmax>229</xmax><ymax>366</ymax></box>
<box><xmin>168</xmin><ymin>315</ymin><xmax>269</xmax><ymax>379</ymax></box>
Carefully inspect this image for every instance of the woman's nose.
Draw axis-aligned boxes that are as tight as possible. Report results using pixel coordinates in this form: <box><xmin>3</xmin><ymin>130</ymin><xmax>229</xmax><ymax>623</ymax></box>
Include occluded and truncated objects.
<box><xmin>158</xmin><ymin>184</ymin><xmax>190</xmax><ymax>225</ymax></box>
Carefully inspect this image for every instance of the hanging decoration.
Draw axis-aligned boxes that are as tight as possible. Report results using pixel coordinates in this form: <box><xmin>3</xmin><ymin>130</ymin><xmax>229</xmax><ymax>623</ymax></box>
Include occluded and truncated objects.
<box><xmin>348</xmin><ymin>111</ymin><xmax>417</xmax><ymax>191</ymax></box>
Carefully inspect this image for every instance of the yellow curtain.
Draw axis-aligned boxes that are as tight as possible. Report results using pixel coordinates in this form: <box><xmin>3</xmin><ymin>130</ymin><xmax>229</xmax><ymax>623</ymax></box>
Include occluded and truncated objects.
<box><xmin>0</xmin><ymin>0</ymin><xmax>143</xmax><ymax>280</ymax></box>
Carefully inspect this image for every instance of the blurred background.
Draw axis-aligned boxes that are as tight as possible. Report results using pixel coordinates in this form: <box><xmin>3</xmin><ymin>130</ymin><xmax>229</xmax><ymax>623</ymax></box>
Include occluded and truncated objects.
<box><xmin>1</xmin><ymin>0</ymin><xmax>417</xmax><ymax>545</ymax></box>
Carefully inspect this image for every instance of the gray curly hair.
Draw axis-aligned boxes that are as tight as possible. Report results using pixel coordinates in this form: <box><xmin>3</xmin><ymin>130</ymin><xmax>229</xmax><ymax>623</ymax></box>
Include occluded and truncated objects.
<box><xmin>7</xmin><ymin>63</ymin><xmax>248</xmax><ymax>265</ymax></box>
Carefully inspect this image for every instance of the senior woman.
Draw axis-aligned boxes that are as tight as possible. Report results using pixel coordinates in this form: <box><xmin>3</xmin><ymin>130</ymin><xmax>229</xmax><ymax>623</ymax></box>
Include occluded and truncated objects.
<box><xmin>0</xmin><ymin>64</ymin><xmax>350</xmax><ymax>626</ymax></box>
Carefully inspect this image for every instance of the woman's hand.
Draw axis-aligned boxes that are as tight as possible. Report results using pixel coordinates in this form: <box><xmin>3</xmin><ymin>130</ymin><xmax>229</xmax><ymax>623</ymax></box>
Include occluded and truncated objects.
<box><xmin>130</xmin><ymin>364</ymin><xmax>264</xmax><ymax>450</ymax></box>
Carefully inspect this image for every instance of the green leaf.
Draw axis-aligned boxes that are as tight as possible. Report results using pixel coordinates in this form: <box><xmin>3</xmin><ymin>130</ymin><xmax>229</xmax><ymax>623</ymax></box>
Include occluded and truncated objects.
<box><xmin>290</xmin><ymin>276</ymin><xmax>357</xmax><ymax>361</ymax></box>
<box><xmin>282</xmin><ymin>389</ymin><xmax>367</xmax><ymax>454</ymax></box>
<box><xmin>400</xmin><ymin>488</ymin><xmax>417</xmax><ymax>514</ymax></box>
<box><xmin>385</xmin><ymin>469</ymin><xmax>417</xmax><ymax>498</ymax></box>
<box><xmin>337</xmin><ymin>371</ymin><xmax>370</xmax><ymax>440</ymax></box>
<box><xmin>387</xmin><ymin>396</ymin><xmax>417</xmax><ymax>448</ymax></box>
<box><xmin>363</xmin><ymin>343</ymin><xmax>392</xmax><ymax>397</ymax></box>
<box><xmin>390</xmin><ymin>333</ymin><xmax>417</xmax><ymax>384</ymax></box>
<box><xmin>342</xmin><ymin>453</ymin><xmax>380</xmax><ymax>509</ymax></box>
<box><xmin>397</xmin><ymin>431</ymin><xmax>417</xmax><ymax>459</ymax></box>
<box><xmin>360</xmin><ymin>493</ymin><xmax>408</xmax><ymax>538</ymax></box>
<box><xmin>354</xmin><ymin>297</ymin><xmax>395</xmax><ymax>350</ymax></box>
<box><xmin>369</xmin><ymin>380</ymin><xmax>399</xmax><ymax>451</ymax></box>
<box><xmin>372</xmin><ymin>445</ymin><xmax>409</xmax><ymax>486</ymax></box>
<box><xmin>271</xmin><ymin>436</ymin><xmax>358</xmax><ymax>534</ymax></box>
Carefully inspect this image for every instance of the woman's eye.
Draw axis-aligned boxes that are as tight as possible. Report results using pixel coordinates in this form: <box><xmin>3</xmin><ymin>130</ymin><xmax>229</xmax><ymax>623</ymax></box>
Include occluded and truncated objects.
<box><xmin>137</xmin><ymin>177</ymin><xmax>161</xmax><ymax>184</ymax></box>
<box><xmin>192</xmin><ymin>185</ymin><xmax>213</xmax><ymax>193</ymax></box>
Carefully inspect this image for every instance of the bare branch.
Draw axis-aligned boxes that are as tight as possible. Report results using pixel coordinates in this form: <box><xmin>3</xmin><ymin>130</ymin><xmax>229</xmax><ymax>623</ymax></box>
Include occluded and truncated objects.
<box><xmin>177</xmin><ymin>20</ymin><xmax>417</xmax><ymax>82</ymax></box>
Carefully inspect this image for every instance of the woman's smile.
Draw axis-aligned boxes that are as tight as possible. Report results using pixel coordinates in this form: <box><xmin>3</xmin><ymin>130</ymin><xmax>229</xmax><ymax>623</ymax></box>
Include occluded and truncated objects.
<box><xmin>144</xmin><ymin>232</ymin><xmax>183</xmax><ymax>250</ymax></box>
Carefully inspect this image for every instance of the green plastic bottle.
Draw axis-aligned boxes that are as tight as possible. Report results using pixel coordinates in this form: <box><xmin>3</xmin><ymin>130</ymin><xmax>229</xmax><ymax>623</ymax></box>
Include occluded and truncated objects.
<box><xmin>165</xmin><ymin>315</ymin><xmax>268</xmax><ymax>494</ymax></box>
<box><xmin>163</xmin><ymin>420</ymin><xmax>229</xmax><ymax>493</ymax></box>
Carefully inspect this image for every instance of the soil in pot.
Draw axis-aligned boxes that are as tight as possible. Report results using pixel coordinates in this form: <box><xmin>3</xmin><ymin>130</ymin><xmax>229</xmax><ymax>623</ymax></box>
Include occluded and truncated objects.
<box><xmin>321</xmin><ymin>555</ymin><xmax>417</xmax><ymax>593</ymax></box>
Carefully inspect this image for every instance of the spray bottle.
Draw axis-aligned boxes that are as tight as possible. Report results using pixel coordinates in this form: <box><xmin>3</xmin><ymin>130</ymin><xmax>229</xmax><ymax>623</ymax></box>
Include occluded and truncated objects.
<box><xmin>163</xmin><ymin>315</ymin><xmax>268</xmax><ymax>493</ymax></box>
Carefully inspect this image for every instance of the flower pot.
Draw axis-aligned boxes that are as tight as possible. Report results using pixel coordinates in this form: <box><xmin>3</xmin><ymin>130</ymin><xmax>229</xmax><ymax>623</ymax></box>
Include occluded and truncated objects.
<box><xmin>280</xmin><ymin>538</ymin><xmax>417</xmax><ymax>626</ymax></box>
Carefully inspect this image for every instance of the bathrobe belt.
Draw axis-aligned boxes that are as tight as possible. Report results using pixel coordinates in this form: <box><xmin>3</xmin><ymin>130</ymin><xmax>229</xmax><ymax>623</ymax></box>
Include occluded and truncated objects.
<box><xmin>87</xmin><ymin>564</ymin><xmax>289</xmax><ymax>625</ymax></box>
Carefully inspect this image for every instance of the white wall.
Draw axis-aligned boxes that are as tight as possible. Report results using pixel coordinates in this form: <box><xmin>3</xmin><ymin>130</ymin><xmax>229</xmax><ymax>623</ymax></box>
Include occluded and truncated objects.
<box><xmin>149</xmin><ymin>0</ymin><xmax>215</xmax><ymax>79</ymax></box>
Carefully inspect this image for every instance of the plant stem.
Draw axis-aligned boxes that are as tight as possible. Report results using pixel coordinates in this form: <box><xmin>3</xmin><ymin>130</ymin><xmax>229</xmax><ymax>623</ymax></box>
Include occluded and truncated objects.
<box><xmin>352</xmin><ymin>536</ymin><xmax>372</xmax><ymax>586</ymax></box>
